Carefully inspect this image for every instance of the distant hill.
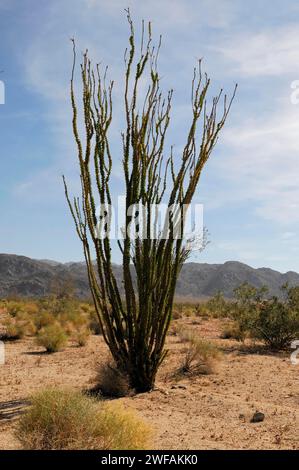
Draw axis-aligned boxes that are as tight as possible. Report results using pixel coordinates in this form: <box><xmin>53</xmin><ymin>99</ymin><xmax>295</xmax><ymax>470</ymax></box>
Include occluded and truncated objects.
<box><xmin>0</xmin><ymin>254</ymin><xmax>298</xmax><ymax>300</ymax></box>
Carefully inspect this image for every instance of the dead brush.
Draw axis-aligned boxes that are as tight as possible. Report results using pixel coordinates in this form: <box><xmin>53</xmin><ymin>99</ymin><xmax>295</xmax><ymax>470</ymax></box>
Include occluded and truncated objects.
<box><xmin>92</xmin><ymin>359</ymin><xmax>134</xmax><ymax>398</ymax></box>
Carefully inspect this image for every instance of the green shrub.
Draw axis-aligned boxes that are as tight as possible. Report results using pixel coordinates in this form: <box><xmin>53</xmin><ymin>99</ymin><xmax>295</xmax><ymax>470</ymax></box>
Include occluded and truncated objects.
<box><xmin>205</xmin><ymin>292</ymin><xmax>229</xmax><ymax>318</ymax></box>
<box><xmin>231</xmin><ymin>283</ymin><xmax>299</xmax><ymax>350</ymax></box>
<box><xmin>252</xmin><ymin>298</ymin><xmax>299</xmax><ymax>350</ymax></box>
<box><xmin>16</xmin><ymin>388</ymin><xmax>151</xmax><ymax>450</ymax></box>
<box><xmin>36</xmin><ymin>324</ymin><xmax>68</xmax><ymax>353</ymax></box>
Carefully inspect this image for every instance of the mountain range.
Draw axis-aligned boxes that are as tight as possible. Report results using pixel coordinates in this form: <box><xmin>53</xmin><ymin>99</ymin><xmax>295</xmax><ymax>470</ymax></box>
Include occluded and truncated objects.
<box><xmin>1</xmin><ymin>253</ymin><xmax>299</xmax><ymax>300</ymax></box>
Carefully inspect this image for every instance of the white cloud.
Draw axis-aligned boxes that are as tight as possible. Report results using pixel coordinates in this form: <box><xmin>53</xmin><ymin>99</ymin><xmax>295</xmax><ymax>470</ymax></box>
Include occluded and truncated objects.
<box><xmin>215</xmin><ymin>24</ymin><xmax>299</xmax><ymax>77</ymax></box>
<box><xmin>215</xmin><ymin>101</ymin><xmax>299</xmax><ymax>224</ymax></box>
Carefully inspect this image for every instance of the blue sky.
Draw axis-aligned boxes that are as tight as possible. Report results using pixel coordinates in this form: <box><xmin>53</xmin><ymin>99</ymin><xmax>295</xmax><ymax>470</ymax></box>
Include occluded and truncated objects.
<box><xmin>1</xmin><ymin>0</ymin><xmax>299</xmax><ymax>272</ymax></box>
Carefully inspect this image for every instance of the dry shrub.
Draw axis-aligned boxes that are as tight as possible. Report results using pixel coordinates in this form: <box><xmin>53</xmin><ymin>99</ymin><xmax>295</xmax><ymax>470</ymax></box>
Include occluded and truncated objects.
<box><xmin>34</xmin><ymin>311</ymin><xmax>55</xmax><ymax>331</ymax></box>
<box><xmin>176</xmin><ymin>330</ymin><xmax>221</xmax><ymax>377</ymax></box>
<box><xmin>16</xmin><ymin>388</ymin><xmax>151</xmax><ymax>450</ymax></box>
<box><xmin>94</xmin><ymin>361</ymin><xmax>133</xmax><ymax>398</ymax></box>
<box><xmin>174</xmin><ymin>325</ymin><xmax>195</xmax><ymax>343</ymax></box>
<box><xmin>98</xmin><ymin>401</ymin><xmax>152</xmax><ymax>450</ymax></box>
<box><xmin>2</xmin><ymin>318</ymin><xmax>25</xmax><ymax>340</ymax></box>
<box><xmin>73</xmin><ymin>327</ymin><xmax>90</xmax><ymax>347</ymax></box>
<box><xmin>220</xmin><ymin>321</ymin><xmax>246</xmax><ymax>342</ymax></box>
<box><xmin>6</xmin><ymin>301</ymin><xmax>24</xmax><ymax>317</ymax></box>
<box><xmin>36</xmin><ymin>324</ymin><xmax>68</xmax><ymax>353</ymax></box>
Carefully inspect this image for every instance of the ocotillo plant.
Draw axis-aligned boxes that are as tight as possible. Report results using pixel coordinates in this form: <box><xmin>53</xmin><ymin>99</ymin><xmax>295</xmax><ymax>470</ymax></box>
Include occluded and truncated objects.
<box><xmin>64</xmin><ymin>11</ymin><xmax>236</xmax><ymax>392</ymax></box>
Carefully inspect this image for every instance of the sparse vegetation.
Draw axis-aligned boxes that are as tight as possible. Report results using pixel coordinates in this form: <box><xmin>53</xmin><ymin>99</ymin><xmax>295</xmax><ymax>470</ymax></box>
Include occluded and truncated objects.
<box><xmin>1</xmin><ymin>296</ymin><xmax>97</xmax><ymax>348</ymax></box>
<box><xmin>73</xmin><ymin>327</ymin><xmax>90</xmax><ymax>347</ymax></box>
<box><xmin>16</xmin><ymin>388</ymin><xmax>151</xmax><ymax>450</ymax></box>
<box><xmin>36</xmin><ymin>324</ymin><xmax>68</xmax><ymax>353</ymax></box>
<box><xmin>174</xmin><ymin>329</ymin><xmax>221</xmax><ymax>377</ymax></box>
<box><xmin>220</xmin><ymin>321</ymin><xmax>246</xmax><ymax>342</ymax></box>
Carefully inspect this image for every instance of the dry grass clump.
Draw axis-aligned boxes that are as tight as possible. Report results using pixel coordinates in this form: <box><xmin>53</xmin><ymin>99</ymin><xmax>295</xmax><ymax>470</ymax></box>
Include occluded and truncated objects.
<box><xmin>2</xmin><ymin>318</ymin><xmax>26</xmax><ymax>340</ymax></box>
<box><xmin>36</xmin><ymin>324</ymin><xmax>68</xmax><ymax>353</ymax></box>
<box><xmin>175</xmin><ymin>329</ymin><xmax>222</xmax><ymax>377</ymax></box>
<box><xmin>173</xmin><ymin>324</ymin><xmax>196</xmax><ymax>343</ymax></box>
<box><xmin>98</xmin><ymin>401</ymin><xmax>152</xmax><ymax>450</ymax></box>
<box><xmin>73</xmin><ymin>327</ymin><xmax>90</xmax><ymax>347</ymax></box>
<box><xmin>94</xmin><ymin>360</ymin><xmax>133</xmax><ymax>398</ymax></box>
<box><xmin>220</xmin><ymin>321</ymin><xmax>246</xmax><ymax>342</ymax></box>
<box><xmin>16</xmin><ymin>388</ymin><xmax>151</xmax><ymax>450</ymax></box>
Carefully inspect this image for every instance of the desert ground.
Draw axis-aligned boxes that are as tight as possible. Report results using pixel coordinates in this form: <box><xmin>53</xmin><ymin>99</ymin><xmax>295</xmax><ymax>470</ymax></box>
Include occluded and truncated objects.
<box><xmin>0</xmin><ymin>315</ymin><xmax>298</xmax><ymax>450</ymax></box>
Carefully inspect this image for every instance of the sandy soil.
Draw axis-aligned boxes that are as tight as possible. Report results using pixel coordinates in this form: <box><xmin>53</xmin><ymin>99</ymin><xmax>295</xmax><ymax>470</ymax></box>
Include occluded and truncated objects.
<box><xmin>0</xmin><ymin>317</ymin><xmax>298</xmax><ymax>450</ymax></box>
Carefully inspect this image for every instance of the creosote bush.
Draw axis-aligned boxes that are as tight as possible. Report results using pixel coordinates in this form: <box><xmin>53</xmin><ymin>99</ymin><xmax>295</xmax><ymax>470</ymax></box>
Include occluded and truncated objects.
<box><xmin>16</xmin><ymin>388</ymin><xmax>151</xmax><ymax>450</ymax></box>
<box><xmin>252</xmin><ymin>297</ymin><xmax>299</xmax><ymax>350</ymax></box>
<box><xmin>36</xmin><ymin>324</ymin><xmax>68</xmax><ymax>353</ymax></box>
<box><xmin>231</xmin><ymin>283</ymin><xmax>299</xmax><ymax>350</ymax></box>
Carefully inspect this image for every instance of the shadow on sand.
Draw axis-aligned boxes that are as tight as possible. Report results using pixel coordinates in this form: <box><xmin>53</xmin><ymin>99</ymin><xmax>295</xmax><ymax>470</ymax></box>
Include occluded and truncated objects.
<box><xmin>0</xmin><ymin>399</ymin><xmax>30</xmax><ymax>422</ymax></box>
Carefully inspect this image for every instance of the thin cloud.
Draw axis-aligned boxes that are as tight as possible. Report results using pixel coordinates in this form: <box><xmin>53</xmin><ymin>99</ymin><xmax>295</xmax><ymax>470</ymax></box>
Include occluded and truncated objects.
<box><xmin>215</xmin><ymin>24</ymin><xmax>299</xmax><ymax>77</ymax></box>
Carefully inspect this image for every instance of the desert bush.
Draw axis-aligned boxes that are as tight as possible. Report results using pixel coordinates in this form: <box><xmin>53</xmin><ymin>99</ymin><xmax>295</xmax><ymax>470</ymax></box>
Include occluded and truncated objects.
<box><xmin>33</xmin><ymin>310</ymin><xmax>55</xmax><ymax>331</ymax></box>
<box><xmin>220</xmin><ymin>321</ymin><xmax>247</xmax><ymax>342</ymax></box>
<box><xmin>73</xmin><ymin>327</ymin><xmax>90</xmax><ymax>347</ymax></box>
<box><xmin>80</xmin><ymin>303</ymin><xmax>92</xmax><ymax>313</ymax></box>
<box><xmin>16</xmin><ymin>388</ymin><xmax>151</xmax><ymax>450</ymax></box>
<box><xmin>205</xmin><ymin>291</ymin><xmax>230</xmax><ymax>318</ymax></box>
<box><xmin>94</xmin><ymin>360</ymin><xmax>133</xmax><ymax>398</ymax></box>
<box><xmin>231</xmin><ymin>283</ymin><xmax>299</xmax><ymax>350</ymax></box>
<box><xmin>172</xmin><ymin>324</ymin><xmax>193</xmax><ymax>342</ymax></box>
<box><xmin>23</xmin><ymin>302</ymin><xmax>39</xmax><ymax>316</ymax></box>
<box><xmin>175</xmin><ymin>330</ymin><xmax>221</xmax><ymax>376</ymax></box>
<box><xmin>97</xmin><ymin>401</ymin><xmax>152</xmax><ymax>450</ymax></box>
<box><xmin>251</xmin><ymin>298</ymin><xmax>299</xmax><ymax>350</ymax></box>
<box><xmin>6</xmin><ymin>301</ymin><xmax>24</xmax><ymax>318</ymax></box>
<box><xmin>36</xmin><ymin>324</ymin><xmax>68</xmax><ymax>353</ymax></box>
<box><xmin>2</xmin><ymin>318</ymin><xmax>26</xmax><ymax>340</ymax></box>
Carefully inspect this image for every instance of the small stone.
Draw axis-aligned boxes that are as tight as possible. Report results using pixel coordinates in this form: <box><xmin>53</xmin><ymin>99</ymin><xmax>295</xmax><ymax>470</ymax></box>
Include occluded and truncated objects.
<box><xmin>250</xmin><ymin>411</ymin><xmax>265</xmax><ymax>423</ymax></box>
